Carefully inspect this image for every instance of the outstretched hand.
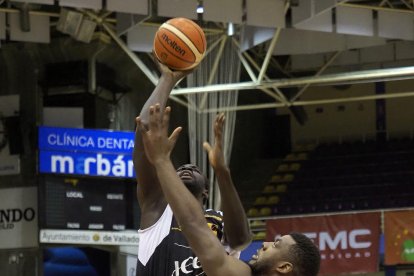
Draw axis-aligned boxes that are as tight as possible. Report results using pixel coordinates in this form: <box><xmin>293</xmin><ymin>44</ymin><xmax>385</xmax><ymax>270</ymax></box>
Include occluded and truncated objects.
<box><xmin>203</xmin><ymin>113</ymin><xmax>226</xmax><ymax>170</ymax></box>
<box><xmin>153</xmin><ymin>53</ymin><xmax>194</xmax><ymax>84</ymax></box>
<box><xmin>136</xmin><ymin>104</ymin><xmax>182</xmax><ymax>165</ymax></box>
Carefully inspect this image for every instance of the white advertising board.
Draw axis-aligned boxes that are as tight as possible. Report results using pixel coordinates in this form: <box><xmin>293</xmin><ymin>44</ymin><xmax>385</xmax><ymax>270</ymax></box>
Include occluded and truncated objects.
<box><xmin>40</xmin><ymin>229</ymin><xmax>139</xmax><ymax>246</ymax></box>
<box><xmin>0</xmin><ymin>95</ymin><xmax>20</xmax><ymax>176</ymax></box>
<box><xmin>0</xmin><ymin>187</ymin><xmax>38</xmax><ymax>249</ymax></box>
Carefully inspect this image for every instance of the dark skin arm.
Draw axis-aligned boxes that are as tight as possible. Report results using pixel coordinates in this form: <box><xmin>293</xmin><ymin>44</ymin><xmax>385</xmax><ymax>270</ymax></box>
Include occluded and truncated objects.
<box><xmin>133</xmin><ymin>60</ymin><xmax>190</xmax><ymax>229</ymax></box>
<box><xmin>136</xmin><ymin>105</ymin><xmax>252</xmax><ymax>276</ymax></box>
<box><xmin>203</xmin><ymin>113</ymin><xmax>252</xmax><ymax>250</ymax></box>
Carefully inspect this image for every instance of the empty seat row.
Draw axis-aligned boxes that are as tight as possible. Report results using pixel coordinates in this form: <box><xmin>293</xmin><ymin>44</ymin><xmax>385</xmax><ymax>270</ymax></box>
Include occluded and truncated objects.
<box><xmin>253</xmin><ymin>195</ymin><xmax>280</xmax><ymax>206</ymax></box>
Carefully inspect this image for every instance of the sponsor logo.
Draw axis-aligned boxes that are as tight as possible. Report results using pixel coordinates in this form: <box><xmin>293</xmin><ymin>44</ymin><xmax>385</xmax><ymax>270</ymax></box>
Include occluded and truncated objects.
<box><xmin>207</xmin><ymin>222</ymin><xmax>218</xmax><ymax>237</ymax></box>
<box><xmin>303</xmin><ymin>229</ymin><xmax>372</xmax><ymax>250</ymax></box>
<box><xmin>403</xmin><ymin>240</ymin><xmax>414</xmax><ymax>261</ymax></box>
<box><xmin>173</xmin><ymin>256</ymin><xmax>202</xmax><ymax>276</ymax></box>
<box><xmin>45</xmin><ymin>132</ymin><xmax>134</xmax><ymax>151</ymax></box>
<box><xmin>275</xmin><ymin>229</ymin><xmax>373</xmax><ymax>260</ymax></box>
<box><xmin>93</xmin><ymin>234</ymin><xmax>100</xmax><ymax>241</ymax></box>
<box><xmin>38</xmin><ymin>127</ymin><xmax>135</xmax><ymax>178</ymax></box>
<box><xmin>0</xmin><ymin>208</ymin><xmax>36</xmax><ymax>230</ymax></box>
<box><xmin>41</xmin><ymin>152</ymin><xmax>135</xmax><ymax>178</ymax></box>
<box><xmin>161</xmin><ymin>33</ymin><xmax>186</xmax><ymax>56</ymax></box>
<box><xmin>40</xmin><ymin>230</ymin><xmax>139</xmax><ymax>245</ymax></box>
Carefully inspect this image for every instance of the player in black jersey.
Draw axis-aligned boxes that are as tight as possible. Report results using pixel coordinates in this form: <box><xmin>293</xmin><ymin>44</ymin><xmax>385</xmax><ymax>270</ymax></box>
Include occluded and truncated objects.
<box><xmin>137</xmin><ymin>105</ymin><xmax>321</xmax><ymax>276</ymax></box>
<box><xmin>133</xmin><ymin>59</ymin><xmax>251</xmax><ymax>275</ymax></box>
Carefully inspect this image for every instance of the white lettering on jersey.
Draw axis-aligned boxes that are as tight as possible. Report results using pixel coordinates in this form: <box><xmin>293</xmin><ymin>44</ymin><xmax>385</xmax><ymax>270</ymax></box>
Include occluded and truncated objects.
<box><xmin>172</xmin><ymin>256</ymin><xmax>203</xmax><ymax>276</ymax></box>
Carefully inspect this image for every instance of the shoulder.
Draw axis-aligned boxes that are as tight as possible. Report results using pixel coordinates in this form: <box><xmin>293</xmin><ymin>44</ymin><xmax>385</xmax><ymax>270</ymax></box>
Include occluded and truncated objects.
<box><xmin>204</xmin><ymin>209</ymin><xmax>223</xmax><ymax>224</ymax></box>
<box><xmin>204</xmin><ymin>209</ymin><xmax>225</xmax><ymax>242</ymax></box>
<box><xmin>204</xmin><ymin>209</ymin><xmax>223</xmax><ymax>220</ymax></box>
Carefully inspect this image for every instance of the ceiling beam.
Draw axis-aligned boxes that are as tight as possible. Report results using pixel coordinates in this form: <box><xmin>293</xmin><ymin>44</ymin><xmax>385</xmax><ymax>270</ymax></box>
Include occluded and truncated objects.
<box><xmin>339</xmin><ymin>2</ymin><xmax>414</xmax><ymax>13</ymax></box>
<box><xmin>203</xmin><ymin>90</ymin><xmax>414</xmax><ymax>113</ymax></box>
<box><xmin>172</xmin><ymin>66</ymin><xmax>414</xmax><ymax>95</ymax></box>
<box><xmin>290</xmin><ymin>51</ymin><xmax>342</xmax><ymax>102</ymax></box>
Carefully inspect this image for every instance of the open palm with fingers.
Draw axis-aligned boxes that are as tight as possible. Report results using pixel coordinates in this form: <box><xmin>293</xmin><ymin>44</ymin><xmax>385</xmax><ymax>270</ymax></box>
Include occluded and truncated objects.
<box><xmin>136</xmin><ymin>104</ymin><xmax>182</xmax><ymax>165</ymax></box>
<box><xmin>203</xmin><ymin>113</ymin><xmax>226</xmax><ymax>170</ymax></box>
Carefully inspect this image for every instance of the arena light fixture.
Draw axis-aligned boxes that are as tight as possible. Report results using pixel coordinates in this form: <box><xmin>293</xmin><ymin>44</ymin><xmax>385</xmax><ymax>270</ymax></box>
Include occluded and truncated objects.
<box><xmin>196</xmin><ymin>1</ymin><xmax>204</xmax><ymax>14</ymax></box>
<box><xmin>227</xmin><ymin>22</ymin><xmax>234</xmax><ymax>36</ymax></box>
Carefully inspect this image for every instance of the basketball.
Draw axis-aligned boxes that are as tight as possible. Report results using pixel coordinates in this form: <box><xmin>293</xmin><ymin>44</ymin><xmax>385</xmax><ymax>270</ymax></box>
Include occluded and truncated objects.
<box><xmin>153</xmin><ymin>17</ymin><xmax>206</xmax><ymax>71</ymax></box>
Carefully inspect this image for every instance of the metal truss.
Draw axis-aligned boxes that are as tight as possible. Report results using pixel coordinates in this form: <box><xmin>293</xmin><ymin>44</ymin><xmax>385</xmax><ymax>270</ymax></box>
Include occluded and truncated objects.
<box><xmin>340</xmin><ymin>1</ymin><xmax>414</xmax><ymax>13</ymax></box>
<box><xmin>167</xmin><ymin>0</ymin><xmax>414</xmax><ymax>113</ymax></box>
<box><xmin>111</xmin><ymin>23</ymin><xmax>414</xmax><ymax>113</ymax></box>
<box><xmin>1</xmin><ymin>1</ymin><xmax>414</xmax><ymax>113</ymax></box>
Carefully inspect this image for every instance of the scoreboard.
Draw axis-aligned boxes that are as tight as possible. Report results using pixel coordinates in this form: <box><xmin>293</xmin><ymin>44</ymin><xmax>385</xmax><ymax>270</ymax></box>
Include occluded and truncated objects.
<box><xmin>39</xmin><ymin>175</ymin><xmax>140</xmax><ymax>231</ymax></box>
<box><xmin>37</xmin><ymin>126</ymin><xmax>141</xmax><ymax>245</ymax></box>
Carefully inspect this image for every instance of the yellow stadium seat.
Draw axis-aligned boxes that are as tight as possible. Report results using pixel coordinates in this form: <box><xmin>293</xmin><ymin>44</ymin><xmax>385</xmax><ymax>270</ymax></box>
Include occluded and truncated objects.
<box><xmin>284</xmin><ymin>153</ymin><xmax>296</xmax><ymax>161</ymax></box>
<box><xmin>290</xmin><ymin>163</ymin><xmax>301</xmax><ymax>171</ymax></box>
<box><xmin>263</xmin><ymin>184</ymin><xmax>276</xmax><ymax>194</ymax></box>
<box><xmin>275</xmin><ymin>184</ymin><xmax>287</xmax><ymax>193</ymax></box>
<box><xmin>250</xmin><ymin>220</ymin><xmax>265</xmax><ymax>228</ymax></box>
<box><xmin>253</xmin><ymin>231</ymin><xmax>266</xmax><ymax>240</ymax></box>
<box><xmin>283</xmin><ymin>174</ymin><xmax>294</xmax><ymax>182</ymax></box>
<box><xmin>270</xmin><ymin>174</ymin><xmax>283</xmax><ymax>183</ymax></box>
<box><xmin>259</xmin><ymin>207</ymin><xmax>271</xmax><ymax>216</ymax></box>
<box><xmin>276</xmin><ymin>164</ymin><xmax>289</xmax><ymax>172</ymax></box>
<box><xmin>254</xmin><ymin>196</ymin><xmax>267</xmax><ymax>205</ymax></box>
<box><xmin>285</xmin><ymin>152</ymin><xmax>308</xmax><ymax>161</ymax></box>
<box><xmin>247</xmin><ymin>208</ymin><xmax>259</xmax><ymax>217</ymax></box>
<box><xmin>266</xmin><ymin>195</ymin><xmax>280</xmax><ymax>205</ymax></box>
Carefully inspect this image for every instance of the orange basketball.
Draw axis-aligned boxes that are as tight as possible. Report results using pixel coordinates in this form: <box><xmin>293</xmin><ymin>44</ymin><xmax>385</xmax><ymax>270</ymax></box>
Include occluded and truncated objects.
<box><xmin>153</xmin><ymin>17</ymin><xmax>206</xmax><ymax>71</ymax></box>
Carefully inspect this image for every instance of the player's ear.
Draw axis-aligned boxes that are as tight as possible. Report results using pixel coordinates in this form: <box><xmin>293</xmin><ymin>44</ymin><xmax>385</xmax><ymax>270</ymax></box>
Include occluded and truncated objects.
<box><xmin>275</xmin><ymin>261</ymin><xmax>293</xmax><ymax>274</ymax></box>
<box><xmin>202</xmin><ymin>189</ymin><xmax>208</xmax><ymax>206</ymax></box>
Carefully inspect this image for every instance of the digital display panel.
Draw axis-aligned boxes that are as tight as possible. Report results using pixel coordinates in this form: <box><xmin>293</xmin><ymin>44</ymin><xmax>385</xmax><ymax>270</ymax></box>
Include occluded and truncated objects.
<box><xmin>39</xmin><ymin>175</ymin><xmax>140</xmax><ymax>231</ymax></box>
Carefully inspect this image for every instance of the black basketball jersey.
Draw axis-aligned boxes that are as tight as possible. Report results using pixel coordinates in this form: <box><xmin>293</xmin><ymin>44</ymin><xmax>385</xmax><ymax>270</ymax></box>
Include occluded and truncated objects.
<box><xmin>136</xmin><ymin>205</ymin><xmax>225</xmax><ymax>276</ymax></box>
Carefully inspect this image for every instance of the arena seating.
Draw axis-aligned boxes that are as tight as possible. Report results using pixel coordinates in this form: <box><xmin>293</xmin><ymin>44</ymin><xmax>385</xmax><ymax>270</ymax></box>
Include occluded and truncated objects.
<box><xmin>44</xmin><ymin>247</ymin><xmax>98</xmax><ymax>276</ymax></box>
<box><xmin>247</xmin><ymin>138</ymin><xmax>414</xmax><ymax>217</ymax></box>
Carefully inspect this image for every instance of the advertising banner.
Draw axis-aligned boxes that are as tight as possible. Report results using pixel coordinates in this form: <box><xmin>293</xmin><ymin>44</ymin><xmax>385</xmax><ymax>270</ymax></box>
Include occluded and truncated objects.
<box><xmin>38</xmin><ymin>126</ymin><xmax>135</xmax><ymax>178</ymax></box>
<box><xmin>40</xmin><ymin>229</ymin><xmax>139</xmax><ymax>246</ymax></box>
<box><xmin>384</xmin><ymin>210</ymin><xmax>414</xmax><ymax>265</ymax></box>
<box><xmin>0</xmin><ymin>95</ymin><xmax>20</xmax><ymax>176</ymax></box>
<box><xmin>0</xmin><ymin>187</ymin><xmax>38</xmax><ymax>249</ymax></box>
<box><xmin>266</xmin><ymin>212</ymin><xmax>381</xmax><ymax>275</ymax></box>
<box><xmin>39</xmin><ymin>151</ymin><xmax>134</xmax><ymax>178</ymax></box>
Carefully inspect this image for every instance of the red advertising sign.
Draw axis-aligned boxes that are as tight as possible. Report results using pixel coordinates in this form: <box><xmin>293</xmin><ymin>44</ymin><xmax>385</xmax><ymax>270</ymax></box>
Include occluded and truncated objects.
<box><xmin>384</xmin><ymin>210</ymin><xmax>414</xmax><ymax>265</ymax></box>
<box><xmin>266</xmin><ymin>212</ymin><xmax>381</xmax><ymax>275</ymax></box>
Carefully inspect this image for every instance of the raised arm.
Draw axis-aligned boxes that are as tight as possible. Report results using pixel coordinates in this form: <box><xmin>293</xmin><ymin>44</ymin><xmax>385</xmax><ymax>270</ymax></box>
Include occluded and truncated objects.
<box><xmin>133</xmin><ymin>60</ymin><xmax>190</xmax><ymax>228</ymax></box>
<box><xmin>203</xmin><ymin>113</ymin><xmax>252</xmax><ymax>250</ymax></box>
<box><xmin>136</xmin><ymin>105</ymin><xmax>251</xmax><ymax>276</ymax></box>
